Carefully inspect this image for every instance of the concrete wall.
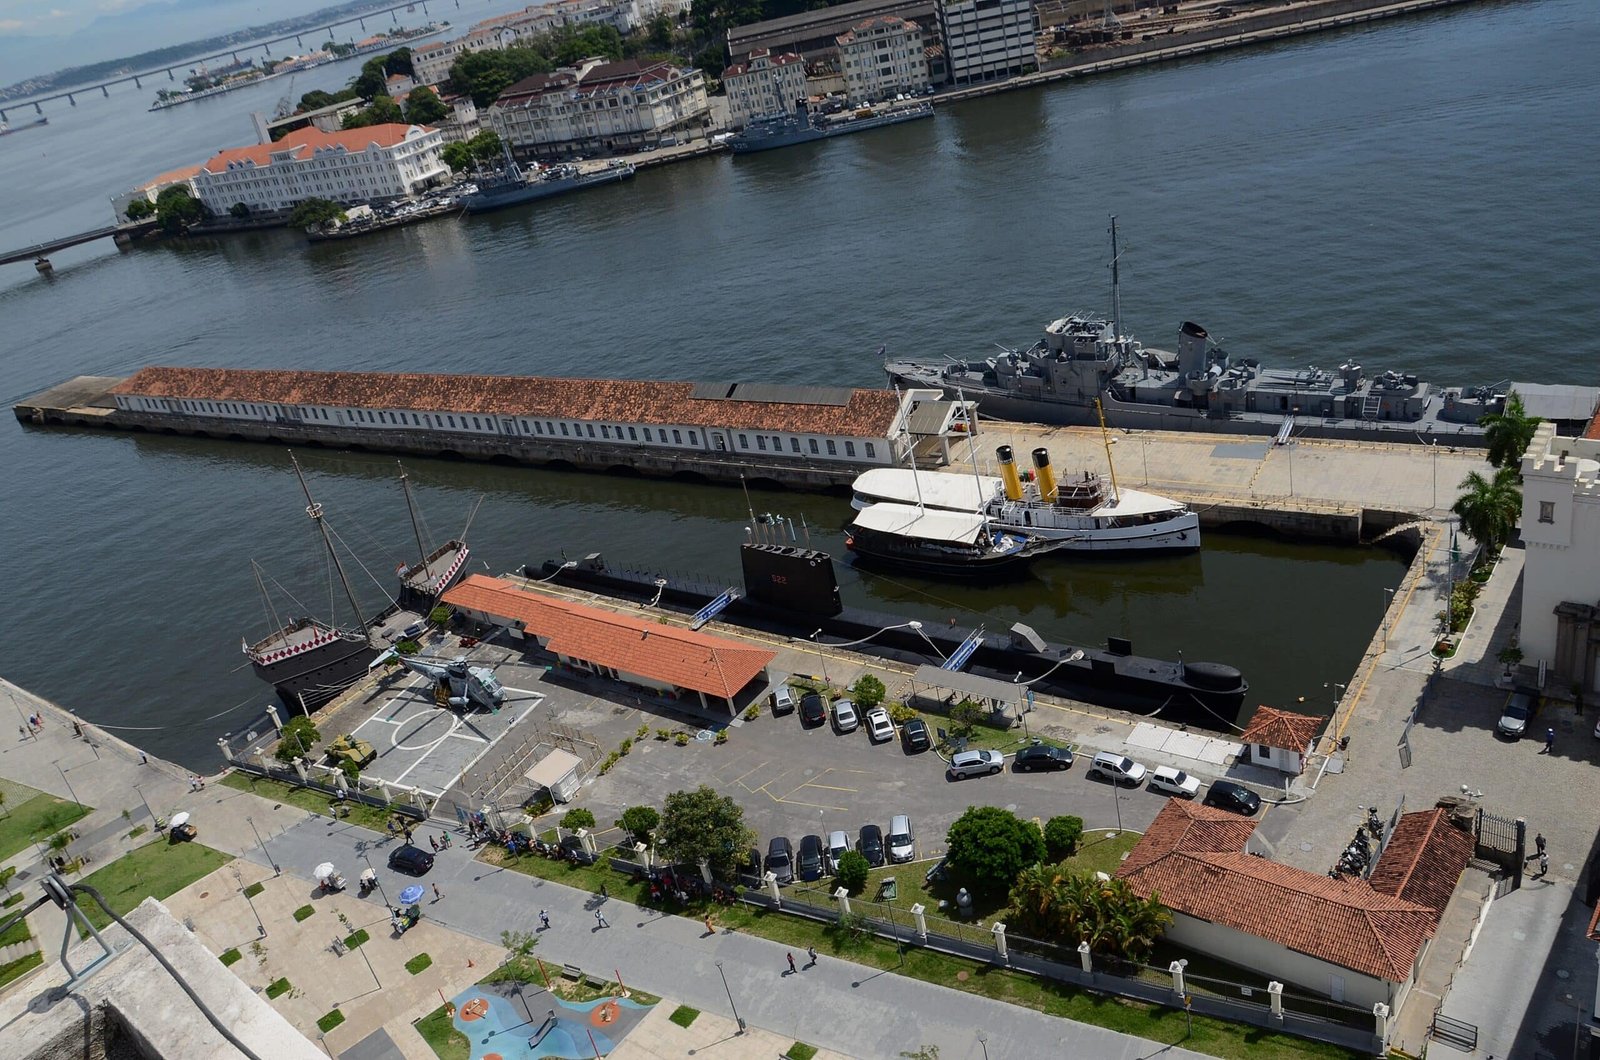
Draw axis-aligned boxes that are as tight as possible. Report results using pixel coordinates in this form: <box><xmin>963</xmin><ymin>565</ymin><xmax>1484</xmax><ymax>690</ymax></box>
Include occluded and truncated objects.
<box><xmin>1249</xmin><ymin>743</ymin><xmax>1304</xmax><ymax>774</ymax></box>
<box><xmin>1165</xmin><ymin>911</ymin><xmax>1399</xmax><ymax>1011</ymax></box>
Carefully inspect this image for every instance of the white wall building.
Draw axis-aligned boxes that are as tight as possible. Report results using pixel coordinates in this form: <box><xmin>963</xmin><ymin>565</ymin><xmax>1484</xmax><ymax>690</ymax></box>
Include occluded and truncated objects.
<box><xmin>837</xmin><ymin>16</ymin><xmax>930</xmax><ymax>102</ymax></box>
<box><xmin>191</xmin><ymin>124</ymin><xmax>448</xmax><ymax>214</ymax></box>
<box><xmin>412</xmin><ymin>38</ymin><xmax>472</xmax><ymax>86</ymax></box>
<box><xmin>722</xmin><ymin>49</ymin><xmax>808</xmax><ymax>128</ymax></box>
<box><xmin>1519</xmin><ymin>418</ymin><xmax>1600</xmax><ymax>693</ymax></box>
<box><xmin>489</xmin><ymin>59</ymin><xmax>709</xmax><ymax>161</ymax></box>
<box><xmin>110</xmin><ymin>163</ymin><xmax>201</xmax><ymax>222</ymax></box>
<box><xmin>937</xmin><ymin>0</ymin><xmax>1036</xmax><ymax>85</ymax></box>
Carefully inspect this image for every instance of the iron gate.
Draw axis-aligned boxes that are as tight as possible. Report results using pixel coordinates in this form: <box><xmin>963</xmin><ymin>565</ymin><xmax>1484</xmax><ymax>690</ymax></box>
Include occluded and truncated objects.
<box><xmin>1474</xmin><ymin>808</ymin><xmax>1525</xmax><ymax>879</ymax></box>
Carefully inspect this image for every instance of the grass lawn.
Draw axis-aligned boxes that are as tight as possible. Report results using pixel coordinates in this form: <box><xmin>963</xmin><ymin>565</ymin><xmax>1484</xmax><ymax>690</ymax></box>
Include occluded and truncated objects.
<box><xmin>785</xmin><ymin>1044</ymin><xmax>817</xmax><ymax>1060</ymax></box>
<box><xmin>220</xmin><ymin>772</ymin><xmax>398</xmax><ymax>833</ymax></box>
<box><xmin>3</xmin><ymin>893</ymin><xmax>23</xmax><ymax>908</ymax></box>
<box><xmin>476</xmin><ymin>843</ymin><xmax>1355</xmax><ymax>1060</ymax></box>
<box><xmin>0</xmin><ymin>911</ymin><xmax>32</xmax><ymax>947</ymax></box>
<box><xmin>669</xmin><ymin>1004</ymin><xmax>699</xmax><ymax>1028</ymax></box>
<box><xmin>317</xmin><ymin>1009</ymin><xmax>345</xmax><ymax>1033</ymax></box>
<box><xmin>0</xmin><ymin>791</ymin><xmax>91</xmax><ymax>863</ymax></box>
<box><xmin>0</xmin><ymin>951</ymin><xmax>42</xmax><ymax>990</ymax></box>
<box><xmin>416</xmin><ymin>1003</ymin><xmax>469</xmax><ymax>1060</ymax></box>
<box><xmin>265</xmin><ymin>977</ymin><xmax>291</xmax><ymax>999</ymax></box>
<box><xmin>294</xmin><ymin>905</ymin><xmax>315</xmax><ymax>922</ymax></box>
<box><xmin>219</xmin><ymin>948</ymin><xmax>242</xmax><ymax>967</ymax></box>
<box><xmin>345</xmin><ymin>928</ymin><xmax>370</xmax><ymax>949</ymax></box>
<box><xmin>72</xmin><ymin>840</ymin><xmax>231</xmax><ymax>934</ymax></box>
<box><xmin>405</xmin><ymin>952</ymin><xmax>432</xmax><ymax>975</ymax></box>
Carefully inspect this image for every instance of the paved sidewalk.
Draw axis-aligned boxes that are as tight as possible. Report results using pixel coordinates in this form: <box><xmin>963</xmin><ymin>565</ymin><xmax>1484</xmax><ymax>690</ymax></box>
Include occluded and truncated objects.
<box><xmin>245</xmin><ymin>815</ymin><xmax>1216</xmax><ymax>1060</ymax></box>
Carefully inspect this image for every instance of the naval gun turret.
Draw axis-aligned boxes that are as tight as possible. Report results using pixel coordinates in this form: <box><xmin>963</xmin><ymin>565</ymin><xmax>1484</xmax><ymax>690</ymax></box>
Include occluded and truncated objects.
<box><xmin>370</xmin><ymin>649</ymin><xmax>506</xmax><ymax>711</ymax></box>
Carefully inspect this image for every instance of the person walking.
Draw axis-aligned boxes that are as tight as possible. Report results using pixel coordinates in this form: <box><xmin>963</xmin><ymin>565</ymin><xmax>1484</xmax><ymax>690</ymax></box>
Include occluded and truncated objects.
<box><xmin>429</xmin><ymin>835</ymin><xmax>439</xmax><ymax>852</ymax></box>
<box><xmin>403</xmin><ymin>826</ymin><xmax>414</xmax><ymax>845</ymax></box>
<box><xmin>539</xmin><ymin>910</ymin><xmax>551</xmax><ymax>930</ymax></box>
<box><xmin>1538</xmin><ymin>851</ymin><xmax>1550</xmax><ymax>877</ymax></box>
<box><xmin>703</xmin><ymin>915</ymin><xmax>716</xmax><ymax>936</ymax></box>
<box><xmin>440</xmin><ymin>831</ymin><xmax>451</xmax><ymax>850</ymax></box>
<box><xmin>432</xmin><ymin>883</ymin><xmax>443</xmax><ymax>901</ymax></box>
<box><xmin>806</xmin><ymin>945</ymin><xmax>817</xmax><ymax>968</ymax></box>
<box><xmin>1536</xmin><ymin>832</ymin><xmax>1547</xmax><ymax>855</ymax></box>
<box><xmin>786</xmin><ymin>952</ymin><xmax>797</xmax><ymax>975</ymax></box>
<box><xmin>1542</xmin><ymin>727</ymin><xmax>1555</xmax><ymax>754</ymax></box>
<box><xmin>595</xmin><ymin>909</ymin><xmax>609</xmax><ymax>929</ymax></box>
<box><xmin>599</xmin><ymin>882</ymin><xmax>608</xmax><ymax>901</ymax></box>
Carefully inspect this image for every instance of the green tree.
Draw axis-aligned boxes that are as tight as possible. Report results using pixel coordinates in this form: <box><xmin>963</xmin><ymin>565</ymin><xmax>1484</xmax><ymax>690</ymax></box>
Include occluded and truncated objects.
<box><xmin>657</xmin><ymin>785</ymin><xmax>754</xmax><ymax>879</ymax></box>
<box><xmin>441</xmin><ymin>141</ymin><xmax>474</xmax><ymax>173</ymax></box>
<box><xmin>342</xmin><ymin>94</ymin><xmax>403</xmax><ymax>128</ymax></box>
<box><xmin>949</xmin><ymin>698</ymin><xmax>984</xmax><ymax>739</ymax></box>
<box><xmin>1007</xmin><ymin>866</ymin><xmax>1170</xmax><ymax>961</ymax></box>
<box><xmin>617</xmin><ymin>805</ymin><xmax>661</xmax><ymax>845</ymax></box>
<box><xmin>0</xmin><ymin>865</ymin><xmax>15</xmax><ymax>893</ymax></box>
<box><xmin>338</xmin><ymin>758</ymin><xmax>360</xmax><ymax>784</ymax></box>
<box><xmin>1452</xmin><ymin>465</ymin><xmax>1521</xmax><ymax>554</ymax></box>
<box><xmin>945</xmin><ymin>806</ymin><xmax>1045</xmax><ymax>899</ymax></box>
<box><xmin>1479</xmin><ymin>392</ymin><xmax>1542</xmax><ymax>472</ymax></box>
<box><xmin>288</xmin><ymin>197</ymin><xmax>347</xmax><ymax>229</ymax></box>
<box><xmin>349</xmin><ymin>54</ymin><xmax>391</xmax><ymax>99</ymax></box>
<box><xmin>1042</xmin><ymin>815</ymin><xmax>1084</xmax><ymax>860</ymax></box>
<box><xmin>275</xmin><ymin>715</ymin><xmax>320</xmax><ymax>762</ymax></box>
<box><xmin>560</xmin><ymin>807</ymin><xmax>596</xmax><ymax>831</ymax></box>
<box><xmin>404</xmin><ymin>84</ymin><xmax>449</xmax><ymax>124</ymax></box>
<box><xmin>834</xmin><ymin>849</ymin><xmax>869</xmax><ymax>894</ymax></box>
<box><xmin>384</xmin><ymin>47</ymin><xmax>414</xmax><ymax>78</ymax></box>
<box><xmin>229</xmin><ymin>202</ymin><xmax>250</xmax><ymax>219</ymax></box>
<box><xmin>467</xmin><ymin>129</ymin><xmax>504</xmax><ymax>164</ymax></box>
<box><xmin>449</xmin><ymin>47</ymin><xmax>553</xmax><ymax>108</ymax></box>
<box><xmin>154</xmin><ymin>184</ymin><xmax>209</xmax><ymax>233</ymax></box>
<box><xmin>124</xmin><ymin>198</ymin><xmax>154</xmax><ymax>221</ymax></box>
<box><xmin>851</xmin><ymin>674</ymin><xmax>886</xmax><ymax>711</ymax></box>
<box><xmin>428</xmin><ymin>605</ymin><xmax>453</xmax><ymax>625</ymax></box>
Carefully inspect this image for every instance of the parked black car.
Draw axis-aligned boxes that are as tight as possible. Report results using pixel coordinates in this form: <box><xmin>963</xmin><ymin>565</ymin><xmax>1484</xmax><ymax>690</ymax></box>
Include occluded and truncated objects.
<box><xmin>797</xmin><ymin>834</ymin><xmax>825</xmax><ymax>881</ymax></box>
<box><xmin>857</xmin><ymin>824</ymin><xmax>885</xmax><ymax>867</ymax></box>
<box><xmin>388</xmin><ymin>844</ymin><xmax>435</xmax><ymax>876</ymax></box>
<box><xmin>1203</xmin><ymin>780</ymin><xmax>1262</xmax><ymax>816</ymax></box>
<box><xmin>799</xmin><ymin>692</ymin><xmax>827</xmax><ymax>728</ymax></box>
<box><xmin>901</xmin><ymin>717</ymin><xmax>931</xmax><ymax>754</ymax></box>
<box><xmin>765</xmin><ymin>836</ymin><xmax>795</xmax><ymax>884</ymax></box>
<box><xmin>1013</xmin><ymin>743</ymin><xmax>1074</xmax><ymax>772</ymax></box>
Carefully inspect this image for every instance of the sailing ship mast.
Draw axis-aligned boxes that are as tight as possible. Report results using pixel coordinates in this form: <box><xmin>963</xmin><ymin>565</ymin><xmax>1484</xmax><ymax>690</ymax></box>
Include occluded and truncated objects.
<box><xmin>291</xmin><ymin>453</ymin><xmax>367</xmax><ymax>637</ymax></box>
<box><xmin>1109</xmin><ymin>215</ymin><xmax>1124</xmax><ymax>344</ymax></box>
<box><xmin>1094</xmin><ymin>399</ymin><xmax>1122</xmax><ymax>506</ymax></box>
<box><xmin>398</xmin><ymin>461</ymin><xmax>431</xmax><ymax>575</ymax></box>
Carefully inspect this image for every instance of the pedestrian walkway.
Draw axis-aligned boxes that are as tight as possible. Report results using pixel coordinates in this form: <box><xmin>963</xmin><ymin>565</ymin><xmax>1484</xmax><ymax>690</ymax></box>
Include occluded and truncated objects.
<box><xmin>245</xmin><ymin>815</ymin><xmax>1216</xmax><ymax>1060</ymax></box>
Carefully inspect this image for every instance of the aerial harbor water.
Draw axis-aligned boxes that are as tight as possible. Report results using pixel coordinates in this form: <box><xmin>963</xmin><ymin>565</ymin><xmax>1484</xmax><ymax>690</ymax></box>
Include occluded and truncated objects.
<box><xmin>0</xmin><ymin>0</ymin><xmax>1594</xmax><ymax>768</ymax></box>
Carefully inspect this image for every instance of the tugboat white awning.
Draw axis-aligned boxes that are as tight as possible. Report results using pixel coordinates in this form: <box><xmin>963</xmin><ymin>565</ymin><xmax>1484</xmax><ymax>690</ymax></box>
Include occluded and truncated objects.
<box><xmin>852</xmin><ymin>468</ymin><xmax>999</xmax><ymax>512</ymax></box>
<box><xmin>851</xmin><ymin>503</ymin><xmax>987</xmax><ymax>544</ymax></box>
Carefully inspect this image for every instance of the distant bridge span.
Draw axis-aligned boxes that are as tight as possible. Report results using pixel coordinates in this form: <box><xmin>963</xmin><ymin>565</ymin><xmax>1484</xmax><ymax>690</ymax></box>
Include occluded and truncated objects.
<box><xmin>0</xmin><ymin>220</ymin><xmax>157</xmax><ymax>267</ymax></box>
<box><xmin>0</xmin><ymin>0</ymin><xmax>473</xmax><ymax>120</ymax></box>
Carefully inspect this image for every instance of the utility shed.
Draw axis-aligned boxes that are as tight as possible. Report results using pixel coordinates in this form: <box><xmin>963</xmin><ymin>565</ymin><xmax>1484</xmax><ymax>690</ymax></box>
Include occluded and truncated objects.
<box><xmin>526</xmin><ymin>748</ymin><xmax>583</xmax><ymax>803</ymax></box>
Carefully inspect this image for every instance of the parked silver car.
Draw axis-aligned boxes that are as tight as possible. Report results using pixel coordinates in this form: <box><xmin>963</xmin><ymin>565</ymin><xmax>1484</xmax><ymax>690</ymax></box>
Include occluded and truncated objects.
<box><xmin>832</xmin><ymin>699</ymin><xmax>860</xmax><ymax>734</ymax></box>
<box><xmin>948</xmin><ymin>749</ymin><xmax>1005</xmax><ymax>779</ymax></box>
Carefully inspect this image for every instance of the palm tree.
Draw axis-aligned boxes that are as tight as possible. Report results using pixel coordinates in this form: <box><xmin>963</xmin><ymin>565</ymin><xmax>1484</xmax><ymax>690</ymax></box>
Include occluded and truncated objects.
<box><xmin>1480</xmin><ymin>392</ymin><xmax>1542</xmax><ymax>471</ymax></box>
<box><xmin>1452</xmin><ymin>466</ymin><xmax>1522</xmax><ymax>553</ymax></box>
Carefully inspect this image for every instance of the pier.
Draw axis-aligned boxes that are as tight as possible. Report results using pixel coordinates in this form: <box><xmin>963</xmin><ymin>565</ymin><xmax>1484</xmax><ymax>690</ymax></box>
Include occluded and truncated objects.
<box><xmin>0</xmin><ymin>219</ymin><xmax>157</xmax><ymax>268</ymax></box>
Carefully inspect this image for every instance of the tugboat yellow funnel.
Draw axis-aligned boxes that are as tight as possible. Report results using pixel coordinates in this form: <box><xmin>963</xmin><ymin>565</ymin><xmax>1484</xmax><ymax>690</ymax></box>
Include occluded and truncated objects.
<box><xmin>997</xmin><ymin>445</ymin><xmax>1024</xmax><ymax>501</ymax></box>
<box><xmin>1032</xmin><ymin>448</ymin><xmax>1059</xmax><ymax>505</ymax></box>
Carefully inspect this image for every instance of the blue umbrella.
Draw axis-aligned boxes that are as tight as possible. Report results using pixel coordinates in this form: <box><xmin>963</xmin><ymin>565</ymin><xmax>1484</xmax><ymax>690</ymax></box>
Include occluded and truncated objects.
<box><xmin>398</xmin><ymin>885</ymin><xmax>425</xmax><ymax>905</ymax></box>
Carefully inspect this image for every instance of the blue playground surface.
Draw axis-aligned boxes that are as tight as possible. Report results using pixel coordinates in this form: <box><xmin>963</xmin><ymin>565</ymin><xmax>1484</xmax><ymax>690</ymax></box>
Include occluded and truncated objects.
<box><xmin>451</xmin><ymin>981</ymin><xmax>654</xmax><ymax>1060</ymax></box>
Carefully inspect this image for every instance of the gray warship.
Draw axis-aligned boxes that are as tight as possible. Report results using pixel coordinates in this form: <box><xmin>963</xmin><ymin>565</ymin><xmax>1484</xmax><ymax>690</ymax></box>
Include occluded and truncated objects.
<box><xmin>885</xmin><ymin>219</ymin><xmax>1523</xmax><ymax>446</ymax></box>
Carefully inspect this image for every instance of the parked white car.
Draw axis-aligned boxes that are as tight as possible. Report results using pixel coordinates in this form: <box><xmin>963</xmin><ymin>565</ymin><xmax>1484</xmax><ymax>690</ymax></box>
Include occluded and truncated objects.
<box><xmin>1147</xmin><ymin>765</ymin><xmax>1201</xmax><ymax>799</ymax></box>
<box><xmin>865</xmin><ymin>707</ymin><xmax>895</xmax><ymax>743</ymax></box>
<box><xmin>1086</xmin><ymin>751</ymin><xmax>1148</xmax><ymax>786</ymax></box>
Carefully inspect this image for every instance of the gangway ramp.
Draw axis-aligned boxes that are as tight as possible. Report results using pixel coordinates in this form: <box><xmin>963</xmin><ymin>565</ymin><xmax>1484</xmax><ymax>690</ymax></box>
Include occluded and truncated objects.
<box><xmin>689</xmin><ymin>588</ymin><xmax>739</xmax><ymax>630</ymax></box>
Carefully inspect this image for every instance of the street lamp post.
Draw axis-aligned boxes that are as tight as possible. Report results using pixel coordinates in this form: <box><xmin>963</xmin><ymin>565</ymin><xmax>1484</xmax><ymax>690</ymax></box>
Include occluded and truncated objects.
<box><xmin>810</xmin><ymin>629</ymin><xmax>831</xmax><ymax>691</ymax></box>
<box><xmin>134</xmin><ymin>785</ymin><xmax>157</xmax><ymax>828</ymax></box>
<box><xmin>978</xmin><ymin>1032</ymin><xmax>990</xmax><ymax>1060</ymax></box>
<box><xmin>1108</xmin><ymin>783</ymin><xmax>1124</xmax><ymax>838</ymax></box>
<box><xmin>54</xmin><ymin>762</ymin><xmax>81</xmax><ymax>808</ymax></box>
<box><xmin>359</xmin><ymin>852</ymin><xmax>390</xmax><ymax>908</ymax></box>
<box><xmin>714</xmin><ymin>960</ymin><xmax>745</xmax><ymax>1033</ymax></box>
<box><xmin>1382</xmin><ymin>587</ymin><xmax>1397</xmax><ymax>648</ymax></box>
<box><xmin>246</xmin><ymin>816</ymin><xmax>280</xmax><ymax>876</ymax></box>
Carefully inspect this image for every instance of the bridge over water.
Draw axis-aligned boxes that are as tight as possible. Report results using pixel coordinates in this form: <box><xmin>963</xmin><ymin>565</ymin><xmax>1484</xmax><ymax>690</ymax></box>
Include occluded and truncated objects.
<box><xmin>0</xmin><ymin>219</ymin><xmax>158</xmax><ymax>268</ymax></box>
<box><xmin>0</xmin><ymin>0</ymin><xmax>481</xmax><ymax>121</ymax></box>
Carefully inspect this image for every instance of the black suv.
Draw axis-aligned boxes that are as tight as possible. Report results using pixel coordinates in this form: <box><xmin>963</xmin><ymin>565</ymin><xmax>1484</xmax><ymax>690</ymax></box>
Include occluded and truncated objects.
<box><xmin>799</xmin><ymin>691</ymin><xmax>827</xmax><ymax>728</ymax></box>
<box><xmin>857</xmin><ymin>824</ymin><xmax>885</xmax><ymax>867</ymax></box>
<box><xmin>388</xmin><ymin>844</ymin><xmax>435</xmax><ymax>876</ymax></box>
<box><xmin>1203</xmin><ymin>780</ymin><xmax>1262</xmax><ymax>817</ymax></box>
<box><xmin>764</xmin><ymin>836</ymin><xmax>795</xmax><ymax>884</ymax></box>
<box><xmin>797</xmin><ymin>834</ymin><xmax>825</xmax><ymax>881</ymax></box>
<box><xmin>901</xmin><ymin>717</ymin><xmax>931</xmax><ymax>754</ymax></box>
<box><xmin>1013</xmin><ymin>743</ymin><xmax>1073</xmax><ymax>772</ymax></box>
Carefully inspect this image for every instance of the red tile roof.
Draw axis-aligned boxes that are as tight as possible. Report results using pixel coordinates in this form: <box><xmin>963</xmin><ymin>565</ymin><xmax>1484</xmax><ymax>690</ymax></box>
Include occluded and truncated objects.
<box><xmin>111</xmin><ymin>367</ymin><xmax>904</xmax><ymax>438</ymax></box>
<box><xmin>726</xmin><ymin>50</ymin><xmax>806</xmax><ymax>78</ymax></box>
<box><xmin>1366</xmin><ymin>808</ymin><xmax>1474</xmax><ymax>915</ymax></box>
<box><xmin>838</xmin><ymin>15</ymin><xmax>919</xmax><ymax>44</ymax></box>
<box><xmin>139</xmin><ymin>163</ymin><xmax>203</xmax><ymax>189</ymax></box>
<box><xmin>1117</xmin><ymin>800</ymin><xmax>1440</xmax><ymax>982</ymax></box>
<box><xmin>1239</xmin><ymin>706</ymin><xmax>1324</xmax><ymax>752</ymax></box>
<box><xmin>198</xmin><ymin>125</ymin><xmax>425</xmax><ymax>174</ymax></box>
<box><xmin>1583</xmin><ymin>407</ymin><xmax>1600</xmax><ymax>441</ymax></box>
<box><xmin>496</xmin><ymin>60</ymin><xmax>686</xmax><ymax>107</ymax></box>
<box><xmin>441</xmin><ymin>575</ymin><xmax>775</xmax><ymax>698</ymax></box>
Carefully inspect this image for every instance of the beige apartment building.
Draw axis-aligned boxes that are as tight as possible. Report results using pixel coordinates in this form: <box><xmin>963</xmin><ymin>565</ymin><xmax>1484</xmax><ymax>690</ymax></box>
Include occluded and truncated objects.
<box><xmin>722</xmin><ymin>49</ymin><xmax>808</xmax><ymax>128</ymax></box>
<box><xmin>837</xmin><ymin>15</ymin><xmax>931</xmax><ymax>102</ymax></box>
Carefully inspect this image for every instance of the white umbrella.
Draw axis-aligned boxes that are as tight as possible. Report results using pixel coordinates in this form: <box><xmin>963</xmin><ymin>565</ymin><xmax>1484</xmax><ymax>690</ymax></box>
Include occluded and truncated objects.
<box><xmin>169</xmin><ymin>812</ymin><xmax>190</xmax><ymax>829</ymax></box>
<box><xmin>313</xmin><ymin>862</ymin><xmax>336</xmax><ymax>881</ymax></box>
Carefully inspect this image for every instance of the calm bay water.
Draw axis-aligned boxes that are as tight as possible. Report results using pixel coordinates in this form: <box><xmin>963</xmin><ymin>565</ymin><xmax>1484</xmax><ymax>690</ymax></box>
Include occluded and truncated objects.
<box><xmin>1</xmin><ymin>0</ymin><xmax>1594</xmax><ymax>767</ymax></box>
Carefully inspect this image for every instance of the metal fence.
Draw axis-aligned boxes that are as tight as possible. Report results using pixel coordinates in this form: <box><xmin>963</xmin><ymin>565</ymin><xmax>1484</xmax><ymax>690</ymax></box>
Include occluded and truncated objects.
<box><xmin>746</xmin><ymin>887</ymin><xmax>1385</xmax><ymax>1055</ymax></box>
<box><xmin>1473</xmin><ymin>808</ymin><xmax>1524</xmax><ymax>883</ymax></box>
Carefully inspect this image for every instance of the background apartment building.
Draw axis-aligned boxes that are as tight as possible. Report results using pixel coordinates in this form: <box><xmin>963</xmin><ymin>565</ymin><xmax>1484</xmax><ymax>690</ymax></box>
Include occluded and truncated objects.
<box><xmin>489</xmin><ymin>59</ymin><xmax>710</xmax><ymax>161</ymax></box>
<box><xmin>937</xmin><ymin>0</ymin><xmax>1036</xmax><ymax>84</ymax></box>
<box><xmin>722</xmin><ymin>50</ymin><xmax>807</xmax><ymax>128</ymax></box>
<box><xmin>190</xmin><ymin>124</ymin><xmax>448</xmax><ymax>214</ymax></box>
<box><xmin>837</xmin><ymin>16</ymin><xmax>931</xmax><ymax>102</ymax></box>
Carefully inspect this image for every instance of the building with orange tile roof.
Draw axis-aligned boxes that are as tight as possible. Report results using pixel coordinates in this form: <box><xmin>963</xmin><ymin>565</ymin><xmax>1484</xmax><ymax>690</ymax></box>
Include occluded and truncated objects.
<box><xmin>1239</xmin><ymin>705</ymin><xmax>1324</xmax><ymax>775</ymax></box>
<box><xmin>723</xmin><ymin>50</ymin><xmax>808</xmax><ymax>129</ymax></box>
<box><xmin>1116</xmin><ymin>799</ymin><xmax>1469</xmax><ymax>1012</ymax></box>
<box><xmin>109</xmin><ymin>163</ymin><xmax>203</xmax><ymax>222</ymax></box>
<box><xmin>442</xmin><ymin>574</ymin><xmax>776</xmax><ymax>715</ymax></box>
<box><xmin>189</xmin><ymin>123</ymin><xmax>448</xmax><ymax>214</ymax></box>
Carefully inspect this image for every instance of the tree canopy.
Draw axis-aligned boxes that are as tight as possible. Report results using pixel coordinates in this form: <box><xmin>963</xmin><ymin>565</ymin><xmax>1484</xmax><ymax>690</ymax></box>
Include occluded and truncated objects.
<box><xmin>275</xmin><ymin>714</ymin><xmax>319</xmax><ymax>762</ymax></box>
<box><xmin>1479</xmin><ymin>392</ymin><xmax>1542</xmax><ymax>471</ymax></box>
<box><xmin>450</xmin><ymin>47</ymin><xmax>554</xmax><ymax>108</ymax></box>
<box><xmin>442</xmin><ymin>129</ymin><xmax>505</xmax><ymax>172</ymax></box>
<box><xmin>945</xmin><ymin>806</ymin><xmax>1046</xmax><ymax>899</ymax></box>
<box><xmin>341</xmin><ymin>94</ymin><xmax>403</xmax><ymax>128</ymax></box>
<box><xmin>1452</xmin><ymin>465</ymin><xmax>1521</xmax><ymax>554</ymax></box>
<box><xmin>617</xmin><ymin>805</ymin><xmax>661</xmax><ymax>846</ymax></box>
<box><xmin>404</xmin><ymin>84</ymin><xmax>449</xmax><ymax>124</ymax></box>
<box><xmin>154</xmin><ymin>184</ymin><xmax>209</xmax><ymax>233</ymax></box>
<box><xmin>1007</xmin><ymin>866</ymin><xmax>1170</xmax><ymax>961</ymax></box>
<box><xmin>656</xmin><ymin>785</ymin><xmax>754</xmax><ymax>878</ymax></box>
<box><xmin>289</xmin><ymin>197</ymin><xmax>347</xmax><ymax>229</ymax></box>
<box><xmin>124</xmin><ymin>198</ymin><xmax>154</xmax><ymax>221</ymax></box>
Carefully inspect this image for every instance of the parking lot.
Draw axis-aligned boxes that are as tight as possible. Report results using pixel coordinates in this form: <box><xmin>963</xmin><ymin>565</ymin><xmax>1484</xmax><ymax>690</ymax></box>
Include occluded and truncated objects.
<box><xmin>574</xmin><ymin>688</ymin><xmax>1233</xmax><ymax>868</ymax></box>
